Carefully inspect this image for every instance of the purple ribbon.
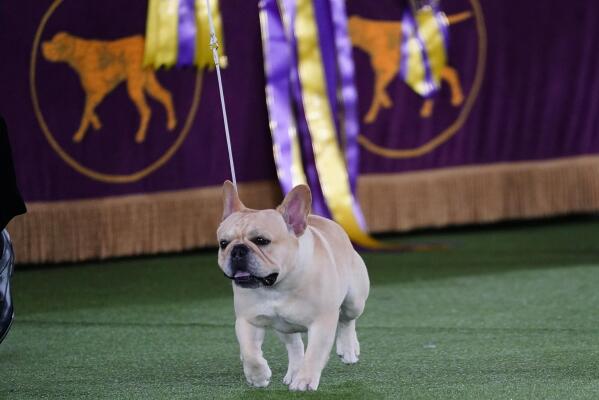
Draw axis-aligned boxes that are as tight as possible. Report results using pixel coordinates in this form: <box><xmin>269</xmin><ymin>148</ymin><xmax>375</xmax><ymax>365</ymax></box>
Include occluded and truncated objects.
<box><xmin>327</xmin><ymin>0</ymin><xmax>366</xmax><ymax>227</ymax></box>
<box><xmin>313</xmin><ymin>0</ymin><xmax>339</xmax><ymax>132</ymax></box>
<box><xmin>262</xmin><ymin>0</ymin><xmax>366</xmax><ymax>220</ymax></box>
<box><xmin>260</xmin><ymin>0</ymin><xmax>297</xmax><ymax>195</ymax></box>
<box><xmin>400</xmin><ymin>10</ymin><xmax>412</xmax><ymax>91</ymax></box>
<box><xmin>177</xmin><ymin>0</ymin><xmax>196</xmax><ymax>67</ymax></box>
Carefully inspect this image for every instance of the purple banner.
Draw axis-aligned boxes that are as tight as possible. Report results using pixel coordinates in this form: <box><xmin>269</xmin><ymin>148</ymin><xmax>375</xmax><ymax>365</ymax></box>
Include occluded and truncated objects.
<box><xmin>0</xmin><ymin>0</ymin><xmax>276</xmax><ymax>202</ymax></box>
<box><xmin>1</xmin><ymin>0</ymin><xmax>599</xmax><ymax>204</ymax></box>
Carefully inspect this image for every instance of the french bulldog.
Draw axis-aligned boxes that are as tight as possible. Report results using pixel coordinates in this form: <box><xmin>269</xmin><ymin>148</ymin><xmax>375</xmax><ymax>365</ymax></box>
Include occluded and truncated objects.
<box><xmin>217</xmin><ymin>181</ymin><xmax>370</xmax><ymax>391</ymax></box>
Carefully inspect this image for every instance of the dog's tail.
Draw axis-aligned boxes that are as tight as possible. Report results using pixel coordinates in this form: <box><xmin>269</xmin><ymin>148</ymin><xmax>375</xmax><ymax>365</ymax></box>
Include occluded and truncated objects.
<box><xmin>446</xmin><ymin>11</ymin><xmax>472</xmax><ymax>26</ymax></box>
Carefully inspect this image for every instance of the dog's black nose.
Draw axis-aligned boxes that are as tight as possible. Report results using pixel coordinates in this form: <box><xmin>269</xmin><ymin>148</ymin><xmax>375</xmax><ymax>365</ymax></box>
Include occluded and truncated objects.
<box><xmin>231</xmin><ymin>244</ymin><xmax>249</xmax><ymax>261</ymax></box>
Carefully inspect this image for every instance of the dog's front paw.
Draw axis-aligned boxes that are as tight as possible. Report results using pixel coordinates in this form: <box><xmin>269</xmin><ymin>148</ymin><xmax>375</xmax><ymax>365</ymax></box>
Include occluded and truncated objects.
<box><xmin>243</xmin><ymin>359</ymin><xmax>272</xmax><ymax>388</ymax></box>
<box><xmin>72</xmin><ymin>130</ymin><xmax>85</xmax><ymax>143</ymax></box>
<box><xmin>282</xmin><ymin>357</ymin><xmax>303</xmax><ymax>385</ymax></box>
<box><xmin>288</xmin><ymin>371</ymin><xmax>320</xmax><ymax>391</ymax></box>
<box><xmin>167</xmin><ymin>117</ymin><xmax>177</xmax><ymax>131</ymax></box>
<box><xmin>282</xmin><ymin>366</ymin><xmax>300</xmax><ymax>385</ymax></box>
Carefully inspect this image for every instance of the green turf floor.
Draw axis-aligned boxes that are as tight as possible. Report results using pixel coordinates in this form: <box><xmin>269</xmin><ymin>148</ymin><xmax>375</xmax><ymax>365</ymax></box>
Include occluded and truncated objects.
<box><xmin>1</xmin><ymin>218</ymin><xmax>599</xmax><ymax>399</ymax></box>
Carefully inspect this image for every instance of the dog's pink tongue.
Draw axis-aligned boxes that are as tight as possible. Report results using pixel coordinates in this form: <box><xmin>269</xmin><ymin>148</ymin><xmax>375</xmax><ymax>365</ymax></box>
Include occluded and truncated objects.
<box><xmin>234</xmin><ymin>271</ymin><xmax>251</xmax><ymax>278</ymax></box>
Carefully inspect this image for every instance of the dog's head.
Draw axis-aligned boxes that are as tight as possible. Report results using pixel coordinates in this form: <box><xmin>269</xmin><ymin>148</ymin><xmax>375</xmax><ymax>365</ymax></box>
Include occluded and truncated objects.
<box><xmin>42</xmin><ymin>32</ymin><xmax>75</xmax><ymax>62</ymax></box>
<box><xmin>217</xmin><ymin>181</ymin><xmax>311</xmax><ymax>289</ymax></box>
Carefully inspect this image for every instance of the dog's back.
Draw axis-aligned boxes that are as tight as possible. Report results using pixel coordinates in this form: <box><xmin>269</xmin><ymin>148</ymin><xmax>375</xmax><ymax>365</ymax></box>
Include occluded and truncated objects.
<box><xmin>306</xmin><ymin>214</ymin><xmax>369</xmax><ymax>302</ymax></box>
<box><xmin>348</xmin><ymin>16</ymin><xmax>402</xmax><ymax>52</ymax></box>
<box><xmin>307</xmin><ymin>214</ymin><xmax>353</xmax><ymax>254</ymax></box>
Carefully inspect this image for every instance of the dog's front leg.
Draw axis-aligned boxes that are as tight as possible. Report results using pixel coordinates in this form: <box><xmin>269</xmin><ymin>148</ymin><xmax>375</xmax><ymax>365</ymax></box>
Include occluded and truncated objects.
<box><xmin>275</xmin><ymin>331</ymin><xmax>304</xmax><ymax>385</ymax></box>
<box><xmin>289</xmin><ymin>315</ymin><xmax>337</xmax><ymax>391</ymax></box>
<box><xmin>235</xmin><ymin>318</ymin><xmax>271</xmax><ymax>388</ymax></box>
<box><xmin>73</xmin><ymin>94</ymin><xmax>101</xmax><ymax>142</ymax></box>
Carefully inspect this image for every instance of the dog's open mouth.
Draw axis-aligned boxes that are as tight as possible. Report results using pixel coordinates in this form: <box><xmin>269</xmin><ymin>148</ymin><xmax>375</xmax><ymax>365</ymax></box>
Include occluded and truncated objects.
<box><xmin>226</xmin><ymin>271</ymin><xmax>279</xmax><ymax>288</ymax></box>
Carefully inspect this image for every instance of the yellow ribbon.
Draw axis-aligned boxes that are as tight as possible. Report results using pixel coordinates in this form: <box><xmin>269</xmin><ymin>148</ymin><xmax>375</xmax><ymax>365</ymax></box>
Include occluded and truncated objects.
<box><xmin>143</xmin><ymin>0</ymin><xmax>160</xmax><ymax>67</ymax></box>
<box><xmin>404</xmin><ymin>26</ymin><xmax>427</xmax><ymax>96</ymax></box>
<box><xmin>405</xmin><ymin>7</ymin><xmax>448</xmax><ymax>96</ymax></box>
<box><xmin>144</xmin><ymin>0</ymin><xmax>226</xmax><ymax>69</ymax></box>
<box><xmin>294</xmin><ymin>0</ymin><xmax>387</xmax><ymax>249</ymax></box>
<box><xmin>417</xmin><ymin>8</ymin><xmax>447</xmax><ymax>89</ymax></box>
<box><xmin>288</xmin><ymin>124</ymin><xmax>307</xmax><ymax>188</ymax></box>
<box><xmin>195</xmin><ymin>0</ymin><xmax>227</xmax><ymax>69</ymax></box>
<box><xmin>144</xmin><ymin>0</ymin><xmax>179</xmax><ymax>68</ymax></box>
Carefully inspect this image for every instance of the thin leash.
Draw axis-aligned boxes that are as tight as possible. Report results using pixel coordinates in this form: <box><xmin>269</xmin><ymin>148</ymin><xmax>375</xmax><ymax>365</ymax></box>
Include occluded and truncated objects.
<box><xmin>205</xmin><ymin>0</ymin><xmax>237</xmax><ymax>191</ymax></box>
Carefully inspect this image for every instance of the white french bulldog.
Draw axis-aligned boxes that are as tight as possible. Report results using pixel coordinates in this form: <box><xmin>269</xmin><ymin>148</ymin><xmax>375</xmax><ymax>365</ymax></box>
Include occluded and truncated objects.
<box><xmin>217</xmin><ymin>181</ymin><xmax>370</xmax><ymax>391</ymax></box>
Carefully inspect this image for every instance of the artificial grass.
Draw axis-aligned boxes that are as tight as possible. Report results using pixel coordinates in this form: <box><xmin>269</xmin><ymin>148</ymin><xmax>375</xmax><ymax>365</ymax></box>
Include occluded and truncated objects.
<box><xmin>1</xmin><ymin>217</ymin><xmax>599</xmax><ymax>399</ymax></box>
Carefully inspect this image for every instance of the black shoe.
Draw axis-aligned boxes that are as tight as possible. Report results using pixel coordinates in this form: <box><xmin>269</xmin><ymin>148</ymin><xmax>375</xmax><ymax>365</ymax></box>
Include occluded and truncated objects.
<box><xmin>0</xmin><ymin>229</ymin><xmax>15</xmax><ymax>343</ymax></box>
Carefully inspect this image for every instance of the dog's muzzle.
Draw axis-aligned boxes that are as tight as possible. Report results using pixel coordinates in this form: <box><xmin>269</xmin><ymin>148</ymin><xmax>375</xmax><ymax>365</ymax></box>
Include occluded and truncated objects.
<box><xmin>224</xmin><ymin>271</ymin><xmax>279</xmax><ymax>288</ymax></box>
<box><xmin>223</xmin><ymin>244</ymin><xmax>279</xmax><ymax>288</ymax></box>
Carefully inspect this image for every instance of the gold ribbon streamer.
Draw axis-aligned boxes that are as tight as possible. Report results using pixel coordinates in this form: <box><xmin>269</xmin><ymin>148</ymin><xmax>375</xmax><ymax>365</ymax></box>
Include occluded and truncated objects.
<box><xmin>406</xmin><ymin>7</ymin><xmax>448</xmax><ymax>96</ymax></box>
<box><xmin>294</xmin><ymin>0</ymin><xmax>387</xmax><ymax>249</ymax></box>
<box><xmin>144</xmin><ymin>0</ymin><xmax>227</xmax><ymax>69</ymax></box>
<box><xmin>196</xmin><ymin>0</ymin><xmax>227</xmax><ymax>69</ymax></box>
<box><xmin>143</xmin><ymin>0</ymin><xmax>179</xmax><ymax>68</ymax></box>
<box><xmin>404</xmin><ymin>25</ymin><xmax>427</xmax><ymax>96</ymax></box>
<box><xmin>417</xmin><ymin>8</ymin><xmax>447</xmax><ymax>91</ymax></box>
<box><xmin>143</xmin><ymin>0</ymin><xmax>160</xmax><ymax>67</ymax></box>
<box><xmin>285</xmin><ymin>122</ymin><xmax>307</xmax><ymax>188</ymax></box>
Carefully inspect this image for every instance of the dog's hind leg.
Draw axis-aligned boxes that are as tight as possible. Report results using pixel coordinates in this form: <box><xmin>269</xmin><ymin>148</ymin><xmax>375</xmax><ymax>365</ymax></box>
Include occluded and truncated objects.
<box><xmin>145</xmin><ymin>72</ymin><xmax>177</xmax><ymax>131</ymax></box>
<box><xmin>127</xmin><ymin>80</ymin><xmax>151</xmax><ymax>143</ymax></box>
<box><xmin>73</xmin><ymin>94</ymin><xmax>102</xmax><ymax>142</ymax></box>
<box><xmin>337</xmin><ymin>254</ymin><xmax>369</xmax><ymax>364</ymax></box>
<box><xmin>364</xmin><ymin>68</ymin><xmax>396</xmax><ymax>123</ymax></box>
<box><xmin>420</xmin><ymin>99</ymin><xmax>434</xmax><ymax>118</ymax></box>
<box><xmin>275</xmin><ymin>331</ymin><xmax>304</xmax><ymax>385</ymax></box>
<box><xmin>440</xmin><ymin>66</ymin><xmax>464</xmax><ymax>107</ymax></box>
<box><xmin>364</xmin><ymin>96</ymin><xmax>381</xmax><ymax>124</ymax></box>
<box><xmin>236</xmin><ymin>318</ymin><xmax>272</xmax><ymax>388</ymax></box>
<box><xmin>336</xmin><ymin>319</ymin><xmax>359</xmax><ymax>364</ymax></box>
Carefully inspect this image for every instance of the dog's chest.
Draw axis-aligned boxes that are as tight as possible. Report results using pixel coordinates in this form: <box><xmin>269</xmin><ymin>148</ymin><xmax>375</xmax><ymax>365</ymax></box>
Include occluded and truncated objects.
<box><xmin>238</xmin><ymin>293</ymin><xmax>311</xmax><ymax>333</ymax></box>
<box><xmin>259</xmin><ymin>313</ymin><xmax>307</xmax><ymax>333</ymax></box>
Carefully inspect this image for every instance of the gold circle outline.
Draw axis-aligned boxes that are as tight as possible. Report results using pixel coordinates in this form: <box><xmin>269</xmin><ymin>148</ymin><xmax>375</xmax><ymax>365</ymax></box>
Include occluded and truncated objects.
<box><xmin>357</xmin><ymin>0</ymin><xmax>487</xmax><ymax>159</ymax></box>
<box><xmin>30</xmin><ymin>0</ymin><xmax>203</xmax><ymax>184</ymax></box>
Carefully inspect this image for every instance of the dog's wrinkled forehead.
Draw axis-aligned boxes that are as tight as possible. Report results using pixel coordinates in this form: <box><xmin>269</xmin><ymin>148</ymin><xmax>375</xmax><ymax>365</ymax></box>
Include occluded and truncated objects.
<box><xmin>218</xmin><ymin>209</ymin><xmax>288</xmax><ymax>239</ymax></box>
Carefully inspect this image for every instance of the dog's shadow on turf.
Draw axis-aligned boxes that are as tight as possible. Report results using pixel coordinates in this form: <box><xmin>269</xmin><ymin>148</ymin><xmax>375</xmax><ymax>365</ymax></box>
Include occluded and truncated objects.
<box><xmin>199</xmin><ymin>337</ymin><xmax>379</xmax><ymax>398</ymax></box>
<box><xmin>235</xmin><ymin>385</ymin><xmax>378</xmax><ymax>399</ymax></box>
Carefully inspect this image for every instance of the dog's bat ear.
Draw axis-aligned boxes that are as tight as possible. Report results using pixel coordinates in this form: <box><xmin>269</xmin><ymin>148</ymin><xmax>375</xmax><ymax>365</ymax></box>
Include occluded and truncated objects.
<box><xmin>53</xmin><ymin>31</ymin><xmax>69</xmax><ymax>42</ymax></box>
<box><xmin>222</xmin><ymin>180</ymin><xmax>245</xmax><ymax>220</ymax></box>
<box><xmin>277</xmin><ymin>184</ymin><xmax>312</xmax><ymax>236</ymax></box>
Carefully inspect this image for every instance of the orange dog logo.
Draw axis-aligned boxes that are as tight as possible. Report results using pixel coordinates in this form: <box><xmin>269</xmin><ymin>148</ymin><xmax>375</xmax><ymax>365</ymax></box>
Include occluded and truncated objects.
<box><xmin>349</xmin><ymin>12</ymin><xmax>472</xmax><ymax>123</ymax></box>
<box><xmin>42</xmin><ymin>32</ymin><xmax>177</xmax><ymax>143</ymax></box>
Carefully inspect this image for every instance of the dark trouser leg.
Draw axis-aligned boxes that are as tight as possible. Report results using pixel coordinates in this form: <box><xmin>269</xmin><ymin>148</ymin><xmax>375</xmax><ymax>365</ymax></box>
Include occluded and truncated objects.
<box><xmin>0</xmin><ymin>229</ymin><xmax>15</xmax><ymax>343</ymax></box>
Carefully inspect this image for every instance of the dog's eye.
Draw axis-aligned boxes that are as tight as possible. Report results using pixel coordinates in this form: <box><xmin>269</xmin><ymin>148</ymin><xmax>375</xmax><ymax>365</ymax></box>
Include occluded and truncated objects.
<box><xmin>219</xmin><ymin>240</ymin><xmax>229</xmax><ymax>250</ymax></box>
<box><xmin>252</xmin><ymin>236</ymin><xmax>271</xmax><ymax>246</ymax></box>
